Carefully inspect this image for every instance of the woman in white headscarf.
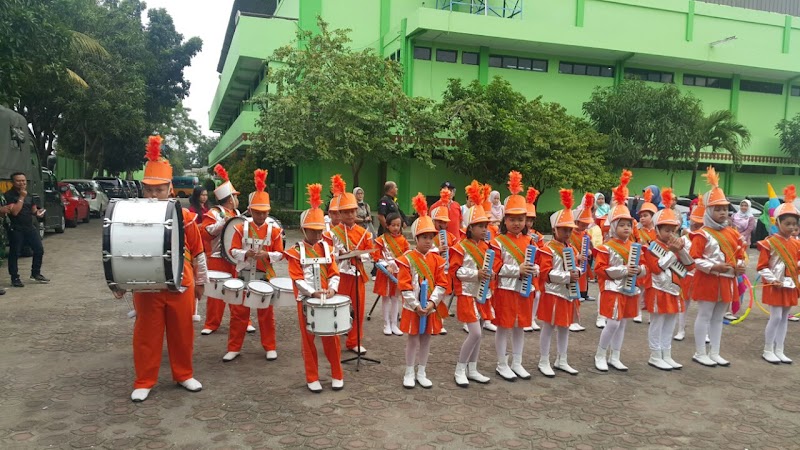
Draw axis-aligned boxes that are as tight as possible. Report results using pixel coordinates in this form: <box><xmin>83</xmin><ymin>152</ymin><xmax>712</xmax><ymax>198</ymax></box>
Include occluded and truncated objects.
<box><xmin>489</xmin><ymin>190</ymin><xmax>504</xmax><ymax>222</ymax></box>
<box><xmin>731</xmin><ymin>200</ymin><xmax>756</xmax><ymax>247</ymax></box>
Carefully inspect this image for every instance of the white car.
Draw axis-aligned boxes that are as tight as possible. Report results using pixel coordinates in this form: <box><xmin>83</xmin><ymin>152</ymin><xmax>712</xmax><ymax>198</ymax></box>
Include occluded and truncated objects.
<box><xmin>62</xmin><ymin>179</ymin><xmax>110</xmax><ymax>217</ymax></box>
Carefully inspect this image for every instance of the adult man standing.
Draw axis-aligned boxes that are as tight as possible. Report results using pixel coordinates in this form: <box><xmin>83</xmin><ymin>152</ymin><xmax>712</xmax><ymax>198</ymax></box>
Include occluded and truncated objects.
<box><xmin>377</xmin><ymin>181</ymin><xmax>406</xmax><ymax>236</ymax></box>
<box><xmin>5</xmin><ymin>172</ymin><xmax>48</xmax><ymax>287</ymax></box>
<box><xmin>430</xmin><ymin>181</ymin><xmax>462</xmax><ymax>238</ymax></box>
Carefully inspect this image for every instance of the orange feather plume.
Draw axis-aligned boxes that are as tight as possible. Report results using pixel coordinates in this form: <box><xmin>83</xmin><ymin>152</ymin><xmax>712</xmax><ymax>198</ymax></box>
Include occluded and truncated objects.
<box><xmin>526</xmin><ymin>186</ymin><xmax>540</xmax><ymax>204</ymax></box>
<box><xmin>145</xmin><ymin>135</ymin><xmax>163</xmax><ymax>162</ymax></box>
<box><xmin>254</xmin><ymin>169</ymin><xmax>267</xmax><ymax>193</ymax></box>
<box><xmin>412</xmin><ymin>193</ymin><xmax>428</xmax><ymax>217</ymax></box>
<box><xmin>507</xmin><ymin>170</ymin><xmax>523</xmax><ymax>195</ymax></box>
<box><xmin>307</xmin><ymin>183</ymin><xmax>322</xmax><ymax>209</ymax></box>
<box><xmin>784</xmin><ymin>185</ymin><xmax>797</xmax><ymax>204</ymax></box>
<box><xmin>619</xmin><ymin>169</ymin><xmax>633</xmax><ymax>189</ymax></box>
<box><xmin>214</xmin><ymin>164</ymin><xmax>229</xmax><ymax>182</ymax></box>
<box><xmin>643</xmin><ymin>188</ymin><xmax>653</xmax><ymax>203</ymax></box>
<box><xmin>613</xmin><ymin>169</ymin><xmax>632</xmax><ymax>205</ymax></box>
<box><xmin>702</xmin><ymin>166</ymin><xmax>720</xmax><ymax>189</ymax></box>
<box><xmin>439</xmin><ymin>187</ymin><xmax>451</xmax><ymax>204</ymax></box>
<box><xmin>559</xmin><ymin>189</ymin><xmax>574</xmax><ymax>210</ymax></box>
<box><xmin>330</xmin><ymin>174</ymin><xmax>346</xmax><ymax>196</ymax></box>
<box><xmin>582</xmin><ymin>192</ymin><xmax>595</xmax><ymax>210</ymax></box>
<box><xmin>481</xmin><ymin>184</ymin><xmax>492</xmax><ymax>203</ymax></box>
<box><xmin>697</xmin><ymin>193</ymin><xmax>705</xmax><ymax>208</ymax></box>
<box><xmin>661</xmin><ymin>188</ymin><xmax>674</xmax><ymax>208</ymax></box>
<box><xmin>466</xmin><ymin>180</ymin><xmax>483</xmax><ymax>206</ymax></box>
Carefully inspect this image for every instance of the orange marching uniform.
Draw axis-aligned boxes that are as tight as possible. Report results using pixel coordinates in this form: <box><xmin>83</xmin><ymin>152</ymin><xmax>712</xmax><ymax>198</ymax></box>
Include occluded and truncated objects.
<box><xmin>372</xmin><ymin>231</ymin><xmax>409</xmax><ymax>335</ymax></box>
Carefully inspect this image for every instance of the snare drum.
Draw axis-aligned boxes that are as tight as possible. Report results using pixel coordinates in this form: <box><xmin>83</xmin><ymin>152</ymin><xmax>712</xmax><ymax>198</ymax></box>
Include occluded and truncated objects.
<box><xmin>221</xmin><ymin>279</ymin><xmax>245</xmax><ymax>305</ymax></box>
<box><xmin>102</xmin><ymin>198</ymin><xmax>184</xmax><ymax>292</ymax></box>
<box><xmin>207</xmin><ymin>271</ymin><xmax>232</xmax><ymax>299</ymax></box>
<box><xmin>268</xmin><ymin>277</ymin><xmax>296</xmax><ymax>307</ymax></box>
<box><xmin>244</xmin><ymin>281</ymin><xmax>274</xmax><ymax>309</ymax></box>
<box><xmin>304</xmin><ymin>295</ymin><xmax>352</xmax><ymax>336</ymax></box>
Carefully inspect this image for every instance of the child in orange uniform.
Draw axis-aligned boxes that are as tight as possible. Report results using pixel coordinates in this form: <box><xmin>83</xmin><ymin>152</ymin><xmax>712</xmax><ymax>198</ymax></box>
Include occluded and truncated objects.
<box><xmin>452</xmin><ymin>181</ymin><xmax>499</xmax><ymax>387</ymax></box>
<box><xmin>633</xmin><ymin>188</ymin><xmax>657</xmax><ymax>324</ymax></box>
<box><xmin>399</xmin><ymin>194</ymin><xmax>449</xmax><ymax>389</ymax></box>
<box><xmin>225</xmin><ymin>169</ymin><xmax>284</xmax><ymax>362</ymax></box>
<box><xmin>568</xmin><ymin>193</ymin><xmax>595</xmax><ymax>333</ymax></box>
<box><xmin>372</xmin><ymin>212</ymin><xmax>409</xmax><ymax>336</ymax></box>
<box><xmin>536</xmin><ymin>189</ymin><xmax>582</xmax><ymax>377</ymax></box>
<box><xmin>594</xmin><ymin>170</ymin><xmax>646</xmax><ymax>372</ymax></box>
<box><xmin>481</xmin><ymin>183</ymin><xmax>500</xmax><ymax>333</ymax></box>
<box><xmin>286</xmin><ymin>184</ymin><xmax>343</xmax><ymax>393</ymax></box>
<box><xmin>431</xmin><ymin>188</ymin><xmax>458</xmax><ymax>335</ymax></box>
<box><xmin>524</xmin><ymin>186</ymin><xmax>544</xmax><ymax>332</ymax></box>
<box><xmin>111</xmin><ymin>136</ymin><xmax>207</xmax><ymax>402</ymax></box>
<box><xmin>491</xmin><ymin>171</ymin><xmax>539</xmax><ymax>381</ymax></box>
<box><xmin>643</xmin><ymin>188</ymin><xmax>693</xmax><ymax>371</ymax></box>
<box><xmin>758</xmin><ymin>185</ymin><xmax>800</xmax><ymax>365</ymax></box>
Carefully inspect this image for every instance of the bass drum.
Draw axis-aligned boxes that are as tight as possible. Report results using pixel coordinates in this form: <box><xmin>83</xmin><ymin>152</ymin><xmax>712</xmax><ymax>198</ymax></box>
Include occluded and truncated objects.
<box><xmin>220</xmin><ymin>216</ymin><xmax>246</xmax><ymax>265</ymax></box>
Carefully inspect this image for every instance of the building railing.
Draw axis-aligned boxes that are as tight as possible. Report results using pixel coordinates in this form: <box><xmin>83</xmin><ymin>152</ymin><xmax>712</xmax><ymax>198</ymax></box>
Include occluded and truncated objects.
<box><xmin>434</xmin><ymin>0</ymin><xmax>523</xmax><ymax>19</ymax></box>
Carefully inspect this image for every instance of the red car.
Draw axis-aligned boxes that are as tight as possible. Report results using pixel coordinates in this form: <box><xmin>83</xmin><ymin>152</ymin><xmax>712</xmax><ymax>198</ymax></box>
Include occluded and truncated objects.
<box><xmin>58</xmin><ymin>182</ymin><xmax>90</xmax><ymax>227</ymax></box>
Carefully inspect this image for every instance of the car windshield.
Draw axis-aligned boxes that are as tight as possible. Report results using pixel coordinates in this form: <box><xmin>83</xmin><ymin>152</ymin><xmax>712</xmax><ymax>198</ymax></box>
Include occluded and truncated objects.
<box><xmin>96</xmin><ymin>180</ymin><xmax>118</xmax><ymax>188</ymax></box>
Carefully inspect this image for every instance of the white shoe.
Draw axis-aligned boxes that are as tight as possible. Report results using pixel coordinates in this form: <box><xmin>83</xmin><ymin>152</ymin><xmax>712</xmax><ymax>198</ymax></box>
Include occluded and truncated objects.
<box><xmin>178</xmin><ymin>378</ymin><xmax>202</xmax><ymax>392</ymax></box>
<box><xmin>510</xmin><ymin>354</ymin><xmax>531</xmax><ymax>380</ymax></box>
<box><xmin>331</xmin><ymin>378</ymin><xmax>344</xmax><ymax>391</ymax></box>
<box><xmin>200</xmin><ymin>328</ymin><xmax>214</xmax><ymax>335</ymax></box>
<box><xmin>775</xmin><ymin>345</ymin><xmax>793</xmax><ymax>364</ymax></box>
<box><xmin>763</xmin><ymin>344</ymin><xmax>781</xmax><ymax>364</ymax></box>
<box><xmin>723</xmin><ymin>312</ymin><xmax>737</xmax><ymax>321</ymax></box>
<box><xmin>307</xmin><ymin>381</ymin><xmax>322</xmax><ymax>393</ymax></box>
<box><xmin>266</xmin><ymin>350</ymin><xmax>278</xmax><ymax>361</ymax></box>
<box><xmin>483</xmin><ymin>322</ymin><xmax>497</xmax><ymax>332</ymax></box>
<box><xmin>246</xmin><ymin>324</ymin><xmax>256</xmax><ymax>333</ymax></box>
<box><xmin>789</xmin><ymin>315</ymin><xmax>800</xmax><ymax>322</ymax></box>
<box><xmin>594</xmin><ymin>346</ymin><xmax>608</xmax><ymax>372</ymax></box>
<box><xmin>416</xmin><ymin>366</ymin><xmax>433</xmax><ymax>388</ymax></box>
<box><xmin>538</xmin><ymin>355</ymin><xmax>555</xmax><ymax>378</ymax></box>
<box><xmin>608</xmin><ymin>350</ymin><xmax>628</xmax><ymax>371</ymax></box>
<box><xmin>467</xmin><ymin>362</ymin><xmax>490</xmax><ymax>383</ymax></box>
<box><xmin>709</xmin><ymin>353</ymin><xmax>730</xmax><ymax>367</ymax></box>
<box><xmin>705</xmin><ymin>335</ymin><xmax>710</xmax><ymax>343</ymax></box>
<box><xmin>523</xmin><ymin>326</ymin><xmax>534</xmax><ymax>332</ymax></box>
<box><xmin>403</xmin><ymin>366</ymin><xmax>416</xmax><ymax>389</ymax></box>
<box><xmin>131</xmin><ymin>388</ymin><xmax>151</xmax><ymax>402</ymax></box>
<box><xmin>569</xmin><ymin>323</ymin><xmax>586</xmax><ymax>332</ymax></box>
<box><xmin>530</xmin><ymin>321</ymin><xmax>541</xmax><ymax>331</ymax></box>
<box><xmin>596</xmin><ymin>317</ymin><xmax>606</xmax><ymax>329</ymax></box>
<box><xmin>648</xmin><ymin>350</ymin><xmax>673</xmax><ymax>371</ymax></box>
<box><xmin>662</xmin><ymin>348</ymin><xmax>682</xmax><ymax>369</ymax></box>
<box><xmin>674</xmin><ymin>329</ymin><xmax>685</xmax><ymax>341</ymax></box>
<box><xmin>495</xmin><ymin>355</ymin><xmax>517</xmax><ymax>381</ymax></box>
<box><xmin>383</xmin><ymin>324</ymin><xmax>392</xmax><ymax>336</ymax></box>
<box><xmin>222</xmin><ymin>351</ymin><xmax>240</xmax><ymax>362</ymax></box>
<box><xmin>463</xmin><ymin>324</ymin><xmax>470</xmax><ymax>333</ymax></box>
<box><xmin>440</xmin><ymin>328</ymin><xmax>448</xmax><ymax>335</ymax></box>
<box><xmin>692</xmin><ymin>352</ymin><xmax>717</xmax><ymax>367</ymax></box>
<box><xmin>391</xmin><ymin>325</ymin><xmax>403</xmax><ymax>336</ymax></box>
<box><xmin>554</xmin><ymin>354</ymin><xmax>578</xmax><ymax>375</ymax></box>
<box><xmin>633</xmin><ymin>313</ymin><xmax>642</xmax><ymax>323</ymax></box>
<box><xmin>454</xmin><ymin>362</ymin><xmax>469</xmax><ymax>387</ymax></box>
<box><xmin>350</xmin><ymin>346</ymin><xmax>367</xmax><ymax>355</ymax></box>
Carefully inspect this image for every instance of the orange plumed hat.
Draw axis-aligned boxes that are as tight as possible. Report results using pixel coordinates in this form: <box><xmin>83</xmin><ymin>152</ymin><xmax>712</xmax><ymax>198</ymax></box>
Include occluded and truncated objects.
<box><xmin>550</xmin><ymin>189</ymin><xmax>578</xmax><ymax>229</ymax></box>
<box><xmin>577</xmin><ymin>192</ymin><xmax>595</xmax><ymax>224</ymax></box>
<box><xmin>411</xmin><ymin>193</ymin><xmax>436</xmax><ymax>237</ymax></box>
<box><xmin>481</xmin><ymin>183</ymin><xmax>493</xmax><ymax>218</ymax></box>
<box><xmin>464</xmin><ymin>180</ymin><xmax>489</xmax><ymax>227</ymax></box>
<box><xmin>328</xmin><ymin>174</ymin><xmax>346</xmax><ymax>212</ymax></box>
<box><xmin>653</xmin><ymin>188</ymin><xmax>680</xmax><ymax>226</ymax></box>
<box><xmin>639</xmin><ymin>188</ymin><xmax>658</xmax><ymax>215</ymax></box>
<box><xmin>213</xmin><ymin>164</ymin><xmax>239</xmax><ymax>200</ymax></box>
<box><xmin>431</xmin><ymin>188</ymin><xmax>452</xmax><ymax>222</ymax></box>
<box><xmin>774</xmin><ymin>185</ymin><xmax>800</xmax><ymax>218</ymax></box>
<box><xmin>525</xmin><ymin>187</ymin><xmax>539</xmax><ymax>218</ymax></box>
<box><xmin>702</xmin><ymin>166</ymin><xmax>729</xmax><ymax>207</ymax></box>
<box><xmin>142</xmin><ymin>135</ymin><xmax>172</xmax><ymax>186</ymax></box>
<box><xmin>607</xmin><ymin>169</ymin><xmax>633</xmax><ymax>224</ymax></box>
<box><xmin>300</xmin><ymin>183</ymin><xmax>325</xmax><ymax>230</ymax></box>
<box><xmin>690</xmin><ymin>193</ymin><xmax>705</xmax><ymax>224</ymax></box>
<box><xmin>250</xmin><ymin>169</ymin><xmax>270</xmax><ymax>212</ymax></box>
<box><xmin>503</xmin><ymin>171</ymin><xmax>527</xmax><ymax>215</ymax></box>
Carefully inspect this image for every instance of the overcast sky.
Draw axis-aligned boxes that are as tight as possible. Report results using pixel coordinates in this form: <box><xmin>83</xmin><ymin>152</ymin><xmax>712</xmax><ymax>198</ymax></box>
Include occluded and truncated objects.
<box><xmin>143</xmin><ymin>0</ymin><xmax>232</xmax><ymax>137</ymax></box>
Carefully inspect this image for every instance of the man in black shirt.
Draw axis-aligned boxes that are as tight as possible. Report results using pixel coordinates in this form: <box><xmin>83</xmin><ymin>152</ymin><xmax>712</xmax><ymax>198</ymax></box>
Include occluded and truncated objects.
<box><xmin>376</xmin><ymin>181</ymin><xmax>406</xmax><ymax>236</ymax></box>
<box><xmin>5</xmin><ymin>172</ymin><xmax>48</xmax><ymax>287</ymax></box>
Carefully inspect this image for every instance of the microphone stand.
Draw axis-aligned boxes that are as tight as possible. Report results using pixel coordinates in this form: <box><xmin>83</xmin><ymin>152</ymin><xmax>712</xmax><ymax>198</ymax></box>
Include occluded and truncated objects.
<box><xmin>342</xmin><ymin>263</ymin><xmax>380</xmax><ymax>371</ymax></box>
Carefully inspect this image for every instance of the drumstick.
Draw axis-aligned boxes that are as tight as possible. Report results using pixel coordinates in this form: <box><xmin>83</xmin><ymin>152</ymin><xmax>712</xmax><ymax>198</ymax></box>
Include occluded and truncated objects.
<box><xmin>123</xmin><ymin>293</ymin><xmax>136</xmax><ymax>319</ymax></box>
<box><xmin>192</xmin><ymin>298</ymin><xmax>202</xmax><ymax>322</ymax></box>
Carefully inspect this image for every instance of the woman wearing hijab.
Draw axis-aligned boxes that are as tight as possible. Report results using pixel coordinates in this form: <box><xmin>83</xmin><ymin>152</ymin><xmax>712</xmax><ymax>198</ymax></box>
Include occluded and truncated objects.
<box><xmin>353</xmin><ymin>187</ymin><xmax>375</xmax><ymax>236</ymax></box>
<box><xmin>732</xmin><ymin>200</ymin><xmax>756</xmax><ymax>247</ymax></box>
<box><xmin>595</xmin><ymin>193</ymin><xmax>610</xmax><ymax>218</ymax></box>
<box><xmin>489</xmin><ymin>190</ymin><xmax>504</xmax><ymax>223</ymax></box>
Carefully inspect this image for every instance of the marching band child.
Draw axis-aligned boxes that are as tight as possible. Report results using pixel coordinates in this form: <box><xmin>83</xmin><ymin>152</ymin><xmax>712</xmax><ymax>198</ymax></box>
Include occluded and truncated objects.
<box><xmin>225</xmin><ymin>169</ymin><xmax>284</xmax><ymax>362</ymax></box>
<box><xmin>398</xmin><ymin>194</ymin><xmax>448</xmax><ymax>389</ymax></box>
<box><xmin>690</xmin><ymin>167</ymin><xmax>745</xmax><ymax>367</ymax></box>
<box><xmin>286</xmin><ymin>184</ymin><xmax>343</xmax><ymax>393</ymax></box>
<box><xmin>491</xmin><ymin>171</ymin><xmax>539</xmax><ymax>381</ymax></box>
<box><xmin>633</xmin><ymin>188</ymin><xmax>657</xmax><ymax>323</ymax></box>
<box><xmin>568</xmin><ymin>193</ymin><xmax>595</xmax><ymax>332</ymax></box>
<box><xmin>432</xmin><ymin>188</ymin><xmax>458</xmax><ymax>334</ymax></box>
<box><xmin>643</xmin><ymin>188</ymin><xmax>693</xmax><ymax>370</ymax></box>
<box><xmin>524</xmin><ymin>187</ymin><xmax>544</xmax><ymax>332</ymax></box>
<box><xmin>594</xmin><ymin>170</ymin><xmax>646</xmax><ymax>372</ymax></box>
<box><xmin>675</xmin><ymin>197</ymin><xmax>705</xmax><ymax>341</ymax></box>
<box><xmin>537</xmin><ymin>189</ymin><xmax>581</xmax><ymax>377</ymax></box>
<box><xmin>758</xmin><ymin>185</ymin><xmax>800</xmax><ymax>365</ymax></box>
<box><xmin>372</xmin><ymin>212</ymin><xmax>409</xmax><ymax>336</ymax></box>
<box><xmin>481</xmin><ymin>183</ymin><xmax>500</xmax><ymax>333</ymax></box>
<box><xmin>452</xmin><ymin>181</ymin><xmax>499</xmax><ymax>387</ymax></box>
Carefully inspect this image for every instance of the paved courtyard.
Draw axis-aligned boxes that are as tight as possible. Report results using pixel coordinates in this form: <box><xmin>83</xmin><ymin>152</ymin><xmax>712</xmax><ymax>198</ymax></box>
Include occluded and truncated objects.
<box><xmin>1</xmin><ymin>221</ymin><xmax>799</xmax><ymax>449</ymax></box>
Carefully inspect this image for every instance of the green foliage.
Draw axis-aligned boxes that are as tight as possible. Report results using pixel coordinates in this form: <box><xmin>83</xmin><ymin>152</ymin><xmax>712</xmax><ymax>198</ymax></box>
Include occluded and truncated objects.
<box><xmin>194</xmin><ymin>135</ymin><xmax>220</xmax><ymax>168</ymax></box>
<box><xmin>270</xmin><ymin>209</ymin><xmax>302</xmax><ymax>229</ymax></box>
<box><xmin>440</xmin><ymin>77</ymin><xmax>615</xmax><ymax>194</ymax></box>
<box><xmin>776</xmin><ymin>112</ymin><xmax>800</xmax><ymax>159</ymax></box>
<box><xmin>251</xmin><ymin>18</ymin><xmax>443</xmax><ymax>186</ymax></box>
<box><xmin>688</xmin><ymin>110</ymin><xmax>750</xmax><ymax>195</ymax></box>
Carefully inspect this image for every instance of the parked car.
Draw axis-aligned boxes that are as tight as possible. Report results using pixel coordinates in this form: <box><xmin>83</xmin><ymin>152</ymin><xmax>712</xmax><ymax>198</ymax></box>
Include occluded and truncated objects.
<box><xmin>58</xmin><ymin>182</ymin><xmax>90</xmax><ymax>227</ymax></box>
<box><xmin>94</xmin><ymin>177</ymin><xmax>128</xmax><ymax>199</ymax></box>
<box><xmin>677</xmin><ymin>196</ymin><xmax>767</xmax><ymax>246</ymax></box>
<box><xmin>40</xmin><ymin>168</ymin><xmax>67</xmax><ymax>234</ymax></box>
<box><xmin>62</xmin><ymin>179</ymin><xmax>109</xmax><ymax>217</ymax></box>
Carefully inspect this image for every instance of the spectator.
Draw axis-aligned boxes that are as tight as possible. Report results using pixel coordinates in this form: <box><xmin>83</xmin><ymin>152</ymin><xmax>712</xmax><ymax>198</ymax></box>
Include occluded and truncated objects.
<box><xmin>430</xmin><ymin>181</ymin><xmax>462</xmax><ymax>237</ymax></box>
<box><xmin>353</xmin><ymin>187</ymin><xmax>375</xmax><ymax>236</ymax></box>
<box><xmin>377</xmin><ymin>181</ymin><xmax>406</xmax><ymax>236</ymax></box>
<box><xmin>188</xmin><ymin>186</ymin><xmax>210</xmax><ymax>224</ymax></box>
<box><xmin>732</xmin><ymin>199</ymin><xmax>756</xmax><ymax>247</ymax></box>
<box><xmin>461</xmin><ymin>196</ymin><xmax>474</xmax><ymax>229</ymax></box>
<box><xmin>489</xmin><ymin>190</ymin><xmax>504</xmax><ymax>222</ymax></box>
<box><xmin>5</xmin><ymin>172</ymin><xmax>48</xmax><ymax>287</ymax></box>
<box><xmin>595</xmin><ymin>193</ymin><xmax>610</xmax><ymax>218</ymax></box>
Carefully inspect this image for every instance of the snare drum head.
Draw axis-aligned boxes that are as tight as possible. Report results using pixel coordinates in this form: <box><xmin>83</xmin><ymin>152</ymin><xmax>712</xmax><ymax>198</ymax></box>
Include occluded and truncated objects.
<box><xmin>247</xmin><ymin>281</ymin><xmax>273</xmax><ymax>295</ymax></box>
<box><xmin>223</xmin><ymin>279</ymin><xmax>245</xmax><ymax>290</ymax></box>
<box><xmin>306</xmin><ymin>294</ymin><xmax>350</xmax><ymax>306</ymax></box>
<box><xmin>269</xmin><ymin>277</ymin><xmax>293</xmax><ymax>292</ymax></box>
<box><xmin>208</xmin><ymin>270</ymin><xmax>232</xmax><ymax>281</ymax></box>
<box><xmin>221</xmin><ymin>216</ymin><xmax>247</xmax><ymax>265</ymax></box>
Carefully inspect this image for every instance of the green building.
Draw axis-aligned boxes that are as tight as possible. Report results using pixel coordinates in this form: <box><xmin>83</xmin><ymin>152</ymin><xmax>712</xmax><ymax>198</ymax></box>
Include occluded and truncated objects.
<box><xmin>208</xmin><ymin>0</ymin><xmax>800</xmax><ymax>211</ymax></box>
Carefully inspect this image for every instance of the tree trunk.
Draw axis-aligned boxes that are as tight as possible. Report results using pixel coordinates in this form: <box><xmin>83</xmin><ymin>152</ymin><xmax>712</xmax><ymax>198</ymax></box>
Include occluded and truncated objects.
<box><xmin>687</xmin><ymin>147</ymin><xmax>701</xmax><ymax>197</ymax></box>
<box><xmin>351</xmin><ymin>158</ymin><xmax>365</xmax><ymax>188</ymax></box>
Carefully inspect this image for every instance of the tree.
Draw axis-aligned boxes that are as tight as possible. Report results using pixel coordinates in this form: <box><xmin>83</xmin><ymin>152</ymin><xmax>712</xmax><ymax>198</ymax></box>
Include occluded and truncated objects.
<box><xmin>440</xmin><ymin>77</ymin><xmax>615</xmax><ymax>194</ymax></box>
<box><xmin>193</xmin><ymin>135</ymin><xmax>220</xmax><ymax>167</ymax></box>
<box><xmin>157</xmin><ymin>103</ymin><xmax>203</xmax><ymax>172</ymax></box>
<box><xmin>251</xmin><ymin>18</ymin><xmax>443</xmax><ymax>186</ymax></box>
<box><xmin>775</xmin><ymin>112</ymin><xmax>800</xmax><ymax>159</ymax></box>
<box><xmin>688</xmin><ymin>110</ymin><xmax>751</xmax><ymax>196</ymax></box>
<box><xmin>583</xmin><ymin>81</ymin><xmax>703</xmax><ymax>170</ymax></box>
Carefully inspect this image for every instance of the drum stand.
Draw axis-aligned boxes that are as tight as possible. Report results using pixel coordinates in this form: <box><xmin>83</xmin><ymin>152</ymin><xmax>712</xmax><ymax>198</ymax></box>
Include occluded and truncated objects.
<box><xmin>367</xmin><ymin>295</ymin><xmax>381</xmax><ymax>321</ymax></box>
<box><xmin>342</xmin><ymin>266</ymin><xmax>380</xmax><ymax>371</ymax></box>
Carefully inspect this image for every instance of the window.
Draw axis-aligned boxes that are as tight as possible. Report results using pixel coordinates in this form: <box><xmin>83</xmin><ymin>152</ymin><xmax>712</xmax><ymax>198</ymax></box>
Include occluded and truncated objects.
<box><xmin>413</xmin><ymin>47</ymin><xmax>431</xmax><ymax>60</ymax></box>
<box><xmin>624</xmin><ymin>68</ymin><xmax>674</xmax><ymax>83</ymax></box>
<box><xmin>559</xmin><ymin>62</ymin><xmax>614</xmax><ymax>78</ymax></box>
<box><xmin>782</xmin><ymin>167</ymin><xmax>796</xmax><ymax>176</ymax></box>
<box><xmin>738</xmin><ymin>165</ymin><xmax>777</xmax><ymax>175</ymax></box>
<box><xmin>388</xmin><ymin>49</ymin><xmax>401</xmax><ymax>61</ymax></box>
<box><xmin>436</xmin><ymin>49</ymin><xmax>457</xmax><ymax>63</ymax></box>
<box><xmin>502</xmin><ymin>56</ymin><xmax>518</xmax><ymax>69</ymax></box>
<box><xmin>462</xmin><ymin>52</ymin><xmax>479</xmax><ymax>65</ymax></box>
<box><xmin>791</xmin><ymin>86</ymin><xmax>800</xmax><ymax>97</ymax></box>
<box><xmin>489</xmin><ymin>55</ymin><xmax>502</xmax><ymax>67</ymax></box>
<box><xmin>489</xmin><ymin>54</ymin><xmax>547</xmax><ymax>72</ymax></box>
<box><xmin>740</xmin><ymin>80</ymin><xmax>783</xmax><ymax>95</ymax></box>
<box><xmin>683</xmin><ymin>74</ymin><xmax>732</xmax><ymax>90</ymax></box>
